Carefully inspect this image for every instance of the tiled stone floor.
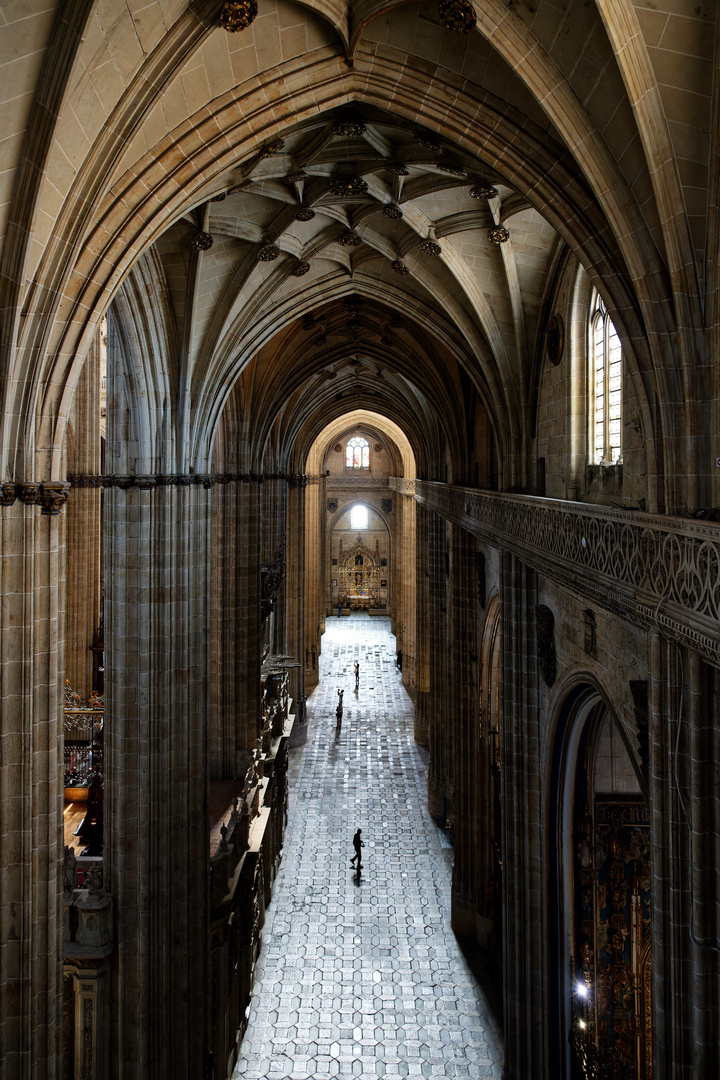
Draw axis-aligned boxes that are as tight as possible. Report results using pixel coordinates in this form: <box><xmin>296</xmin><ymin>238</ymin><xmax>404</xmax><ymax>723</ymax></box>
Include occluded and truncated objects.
<box><xmin>233</xmin><ymin>615</ymin><xmax>504</xmax><ymax>1080</ymax></box>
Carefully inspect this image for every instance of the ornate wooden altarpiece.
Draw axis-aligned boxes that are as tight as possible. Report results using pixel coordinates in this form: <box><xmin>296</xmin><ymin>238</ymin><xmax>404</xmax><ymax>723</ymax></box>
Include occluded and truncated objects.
<box><xmin>337</xmin><ymin>542</ymin><xmax>382</xmax><ymax>607</ymax></box>
<box><xmin>572</xmin><ymin>786</ymin><xmax>652</xmax><ymax>1080</ymax></box>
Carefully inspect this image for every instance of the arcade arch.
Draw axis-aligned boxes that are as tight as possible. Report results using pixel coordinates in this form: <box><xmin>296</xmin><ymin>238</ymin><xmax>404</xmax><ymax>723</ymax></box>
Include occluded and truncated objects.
<box><xmin>551</xmin><ymin>686</ymin><xmax>651</xmax><ymax>1080</ymax></box>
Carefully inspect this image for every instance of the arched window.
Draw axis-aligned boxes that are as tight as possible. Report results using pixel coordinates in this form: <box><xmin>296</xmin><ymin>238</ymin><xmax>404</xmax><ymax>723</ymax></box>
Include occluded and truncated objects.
<box><xmin>589</xmin><ymin>290</ymin><xmax>622</xmax><ymax>465</ymax></box>
<box><xmin>346</xmin><ymin>436</ymin><xmax>370</xmax><ymax>469</ymax></box>
<box><xmin>350</xmin><ymin>504</ymin><xmax>368</xmax><ymax>530</ymax></box>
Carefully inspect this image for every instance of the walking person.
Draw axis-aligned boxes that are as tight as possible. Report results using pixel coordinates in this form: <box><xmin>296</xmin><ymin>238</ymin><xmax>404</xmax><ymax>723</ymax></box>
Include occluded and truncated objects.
<box><xmin>354</xmin><ymin>661</ymin><xmax>359</xmax><ymax>689</ymax></box>
<box><xmin>349</xmin><ymin>828</ymin><xmax>364</xmax><ymax>868</ymax></box>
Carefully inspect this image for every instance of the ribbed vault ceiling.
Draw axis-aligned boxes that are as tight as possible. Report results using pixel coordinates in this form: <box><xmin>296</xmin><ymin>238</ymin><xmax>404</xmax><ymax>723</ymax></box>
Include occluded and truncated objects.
<box><xmin>156</xmin><ymin>101</ymin><xmax>558</xmax><ymax>472</ymax></box>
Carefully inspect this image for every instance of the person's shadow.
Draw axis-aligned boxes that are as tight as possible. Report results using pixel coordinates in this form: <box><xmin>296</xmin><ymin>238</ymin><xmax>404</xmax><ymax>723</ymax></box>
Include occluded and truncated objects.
<box><xmin>353</xmin><ymin>863</ymin><xmax>363</xmax><ymax>886</ymax></box>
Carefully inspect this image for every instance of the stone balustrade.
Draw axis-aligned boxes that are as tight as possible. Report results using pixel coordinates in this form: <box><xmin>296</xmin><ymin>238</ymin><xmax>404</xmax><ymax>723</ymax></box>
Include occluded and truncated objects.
<box><xmin>413</xmin><ymin>482</ymin><xmax>720</xmax><ymax>666</ymax></box>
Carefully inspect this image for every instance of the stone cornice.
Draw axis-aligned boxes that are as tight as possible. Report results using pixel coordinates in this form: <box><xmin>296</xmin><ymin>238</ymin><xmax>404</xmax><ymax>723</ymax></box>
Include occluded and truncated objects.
<box><xmin>415</xmin><ymin>482</ymin><xmax>720</xmax><ymax>667</ymax></box>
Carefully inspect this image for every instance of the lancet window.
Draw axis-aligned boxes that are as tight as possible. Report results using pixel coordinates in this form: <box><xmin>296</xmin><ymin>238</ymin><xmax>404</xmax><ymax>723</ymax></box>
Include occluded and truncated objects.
<box><xmin>589</xmin><ymin>290</ymin><xmax>622</xmax><ymax>465</ymax></box>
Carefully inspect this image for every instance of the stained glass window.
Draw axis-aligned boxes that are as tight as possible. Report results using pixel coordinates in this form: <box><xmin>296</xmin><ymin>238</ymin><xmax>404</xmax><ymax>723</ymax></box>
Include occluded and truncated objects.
<box><xmin>346</xmin><ymin>436</ymin><xmax>370</xmax><ymax>469</ymax></box>
<box><xmin>589</xmin><ymin>291</ymin><xmax>622</xmax><ymax>465</ymax></box>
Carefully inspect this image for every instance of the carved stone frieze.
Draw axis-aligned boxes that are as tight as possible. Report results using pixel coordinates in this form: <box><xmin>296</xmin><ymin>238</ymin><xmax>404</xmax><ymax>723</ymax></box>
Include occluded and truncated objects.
<box><xmin>415</xmin><ymin>482</ymin><xmax>720</xmax><ymax>667</ymax></box>
<box><xmin>388</xmin><ymin>477</ymin><xmax>416</xmax><ymax>496</ymax></box>
<box><xmin>327</xmin><ymin>477</ymin><xmax>390</xmax><ymax>488</ymax></box>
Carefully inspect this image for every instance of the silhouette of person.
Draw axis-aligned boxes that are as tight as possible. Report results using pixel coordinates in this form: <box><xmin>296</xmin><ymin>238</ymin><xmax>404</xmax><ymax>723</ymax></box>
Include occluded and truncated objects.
<box><xmin>354</xmin><ymin>661</ymin><xmax>359</xmax><ymax>688</ymax></box>
<box><xmin>350</xmin><ymin>828</ymin><xmax>364</xmax><ymax>867</ymax></box>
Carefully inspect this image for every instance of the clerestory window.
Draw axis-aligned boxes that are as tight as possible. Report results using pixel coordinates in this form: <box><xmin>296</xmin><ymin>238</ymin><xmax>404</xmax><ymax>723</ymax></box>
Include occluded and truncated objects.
<box><xmin>589</xmin><ymin>290</ymin><xmax>622</xmax><ymax>465</ymax></box>
<box><xmin>346</xmin><ymin>436</ymin><xmax>370</xmax><ymax>469</ymax></box>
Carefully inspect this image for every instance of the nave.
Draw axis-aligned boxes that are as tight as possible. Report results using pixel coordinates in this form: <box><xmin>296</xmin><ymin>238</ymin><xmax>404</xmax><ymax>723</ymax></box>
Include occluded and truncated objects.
<box><xmin>233</xmin><ymin>616</ymin><xmax>504</xmax><ymax>1080</ymax></box>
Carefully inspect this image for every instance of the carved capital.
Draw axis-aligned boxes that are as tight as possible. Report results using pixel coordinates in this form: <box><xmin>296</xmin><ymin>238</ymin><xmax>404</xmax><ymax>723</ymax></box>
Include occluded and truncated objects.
<box><xmin>39</xmin><ymin>482</ymin><xmax>71</xmax><ymax>515</ymax></box>
<box><xmin>17</xmin><ymin>482</ymin><xmax>40</xmax><ymax>504</ymax></box>
<box><xmin>193</xmin><ymin>474</ymin><xmax>216</xmax><ymax>489</ymax></box>
<box><xmin>0</xmin><ymin>483</ymin><xmax>17</xmax><ymax>506</ymax></box>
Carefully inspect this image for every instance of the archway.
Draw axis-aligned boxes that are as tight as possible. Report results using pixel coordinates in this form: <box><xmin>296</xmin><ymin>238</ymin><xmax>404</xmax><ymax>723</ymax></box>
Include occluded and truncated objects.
<box><xmin>551</xmin><ymin>687</ymin><xmax>652</xmax><ymax>1079</ymax></box>
<box><xmin>303</xmin><ymin>412</ymin><xmax>418</xmax><ymax>694</ymax></box>
<box><xmin>331</xmin><ymin>502</ymin><xmax>389</xmax><ymax>613</ymax></box>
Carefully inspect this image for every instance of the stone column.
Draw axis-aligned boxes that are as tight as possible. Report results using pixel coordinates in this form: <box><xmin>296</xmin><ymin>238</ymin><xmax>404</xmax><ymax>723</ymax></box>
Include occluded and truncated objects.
<box><xmin>414</xmin><ymin>501</ymin><xmax>430</xmax><ymax>746</ymax></box>
<box><xmin>65</xmin><ymin>340</ymin><xmax>102</xmax><ymax>700</ymax></box>
<box><xmin>209</xmin><ymin>478</ymin><xmax>263</xmax><ymax>778</ymax></box>
<box><xmin>105</xmin><ymin>481</ymin><xmax>209</xmax><ymax>1080</ymax></box>
<box><xmin>450</xmin><ymin>526</ymin><xmax>480</xmax><ymax>938</ymax></box>
<box><xmin>0</xmin><ymin>497</ymin><xmax>66</xmax><ymax>1080</ymax></box>
<box><xmin>649</xmin><ymin>638</ymin><xmax>720</xmax><ymax>1079</ymax></box>
<box><xmin>426</xmin><ymin>510</ymin><xmax>453</xmax><ymax>821</ymax></box>
<box><xmin>303</xmin><ymin>475</ymin><xmax>321</xmax><ymax>692</ymax></box>
<box><xmin>285</xmin><ymin>476</ymin><xmax>306</xmax><ymax>714</ymax></box>
<box><xmin>499</xmin><ymin>551</ymin><xmax>547</xmax><ymax>1078</ymax></box>
<box><xmin>399</xmin><ymin>487</ymin><xmax>417</xmax><ymax>695</ymax></box>
<box><xmin>263</xmin><ymin>474</ymin><xmax>288</xmax><ymax>658</ymax></box>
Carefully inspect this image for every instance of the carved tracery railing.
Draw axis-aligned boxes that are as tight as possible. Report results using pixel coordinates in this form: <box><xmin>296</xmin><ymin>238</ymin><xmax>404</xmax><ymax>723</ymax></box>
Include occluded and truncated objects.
<box><xmin>412</xmin><ymin>482</ymin><xmax>720</xmax><ymax>666</ymax></box>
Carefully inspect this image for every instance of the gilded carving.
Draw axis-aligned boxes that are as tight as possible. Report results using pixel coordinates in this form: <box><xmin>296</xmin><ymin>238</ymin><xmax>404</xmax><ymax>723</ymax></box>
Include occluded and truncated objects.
<box><xmin>219</xmin><ymin>0</ymin><xmax>258</xmax><ymax>32</ymax></box>
<box><xmin>470</xmin><ymin>184</ymin><xmax>498</xmax><ymax>200</ymax></box>
<box><xmin>328</xmin><ymin>176</ymin><xmax>368</xmax><ymax>197</ymax></box>
<box><xmin>438</xmin><ymin>0</ymin><xmax>477</xmax><ymax>34</ymax></box>
<box><xmin>332</xmin><ymin>120</ymin><xmax>366</xmax><ymax>137</ymax></box>
<box><xmin>190</xmin><ymin>230</ymin><xmax>213</xmax><ymax>250</ymax></box>
<box><xmin>257</xmin><ymin>244</ymin><xmax>281</xmax><ymax>262</ymax></box>
<box><xmin>488</xmin><ymin>225</ymin><xmax>510</xmax><ymax>245</ymax></box>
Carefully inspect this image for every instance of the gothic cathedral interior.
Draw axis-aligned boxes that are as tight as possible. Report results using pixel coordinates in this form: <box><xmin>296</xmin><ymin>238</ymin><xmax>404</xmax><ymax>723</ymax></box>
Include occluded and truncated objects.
<box><xmin>1</xmin><ymin>2</ymin><xmax>719</xmax><ymax>1078</ymax></box>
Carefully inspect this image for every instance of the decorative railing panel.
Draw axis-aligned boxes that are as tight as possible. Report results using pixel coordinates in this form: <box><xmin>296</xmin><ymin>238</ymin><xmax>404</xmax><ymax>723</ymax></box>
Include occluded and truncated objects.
<box><xmin>414</xmin><ymin>483</ymin><xmax>720</xmax><ymax>666</ymax></box>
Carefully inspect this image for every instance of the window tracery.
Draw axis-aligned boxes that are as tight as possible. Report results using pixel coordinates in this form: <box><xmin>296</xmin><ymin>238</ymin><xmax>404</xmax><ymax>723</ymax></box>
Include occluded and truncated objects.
<box><xmin>346</xmin><ymin>436</ymin><xmax>370</xmax><ymax>469</ymax></box>
<box><xmin>589</xmin><ymin>291</ymin><xmax>622</xmax><ymax>465</ymax></box>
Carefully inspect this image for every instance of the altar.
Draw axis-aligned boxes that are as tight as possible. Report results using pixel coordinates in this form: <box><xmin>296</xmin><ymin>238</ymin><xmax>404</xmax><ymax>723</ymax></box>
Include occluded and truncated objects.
<box><xmin>347</xmin><ymin>594</ymin><xmax>371</xmax><ymax>610</ymax></box>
